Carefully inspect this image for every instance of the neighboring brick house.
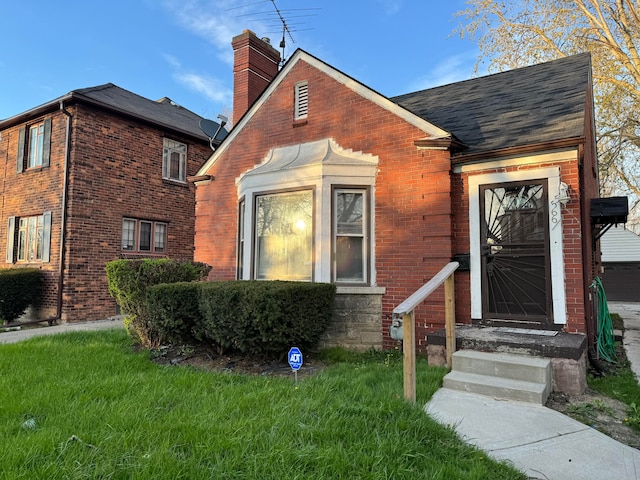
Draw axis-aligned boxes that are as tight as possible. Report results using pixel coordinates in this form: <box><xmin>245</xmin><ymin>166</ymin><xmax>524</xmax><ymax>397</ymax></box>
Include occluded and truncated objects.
<box><xmin>0</xmin><ymin>84</ymin><xmax>217</xmax><ymax>323</ymax></box>
<box><xmin>192</xmin><ymin>30</ymin><xmax>602</xmax><ymax>372</ymax></box>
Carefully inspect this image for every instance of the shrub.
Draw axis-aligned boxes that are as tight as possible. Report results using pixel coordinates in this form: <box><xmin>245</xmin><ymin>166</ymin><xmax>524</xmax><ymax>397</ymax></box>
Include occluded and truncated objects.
<box><xmin>106</xmin><ymin>259</ymin><xmax>210</xmax><ymax>347</ymax></box>
<box><xmin>197</xmin><ymin>280</ymin><xmax>336</xmax><ymax>359</ymax></box>
<box><xmin>146</xmin><ymin>282</ymin><xmax>201</xmax><ymax>345</ymax></box>
<box><xmin>0</xmin><ymin>268</ymin><xmax>42</xmax><ymax>324</ymax></box>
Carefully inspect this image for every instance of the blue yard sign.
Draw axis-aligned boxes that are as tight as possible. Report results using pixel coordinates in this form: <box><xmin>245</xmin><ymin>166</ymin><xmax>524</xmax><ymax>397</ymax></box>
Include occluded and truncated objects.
<box><xmin>288</xmin><ymin>347</ymin><xmax>303</xmax><ymax>371</ymax></box>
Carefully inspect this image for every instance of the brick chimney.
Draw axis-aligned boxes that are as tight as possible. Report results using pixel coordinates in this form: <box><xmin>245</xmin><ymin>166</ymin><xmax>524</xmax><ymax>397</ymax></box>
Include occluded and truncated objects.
<box><xmin>232</xmin><ymin>30</ymin><xmax>281</xmax><ymax>124</ymax></box>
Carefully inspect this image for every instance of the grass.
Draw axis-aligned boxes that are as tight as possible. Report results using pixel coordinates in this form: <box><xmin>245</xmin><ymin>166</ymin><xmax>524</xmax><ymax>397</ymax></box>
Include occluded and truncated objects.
<box><xmin>0</xmin><ymin>330</ymin><xmax>525</xmax><ymax>479</ymax></box>
<box><xmin>588</xmin><ymin>313</ymin><xmax>640</xmax><ymax>431</ymax></box>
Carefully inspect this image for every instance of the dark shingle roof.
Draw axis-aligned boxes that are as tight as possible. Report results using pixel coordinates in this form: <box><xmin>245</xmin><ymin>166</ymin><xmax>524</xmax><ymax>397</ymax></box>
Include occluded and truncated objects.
<box><xmin>392</xmin><ymin>53</ymin><xmax>591</xmax><ymax>156</ymax></box>
<box><xmin>72</xmin><ymin>83</ymin><xmax>210</xmax><ymax>141</ymax></box>
<box><xmin>0</xmin><ymin>83</ymin><xmax>225</xmax><ymax>143</ymax></box>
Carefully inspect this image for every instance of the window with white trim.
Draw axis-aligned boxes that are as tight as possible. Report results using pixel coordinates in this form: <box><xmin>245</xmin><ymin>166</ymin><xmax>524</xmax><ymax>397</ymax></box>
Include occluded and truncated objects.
<box><xmin>28</xmin><ymin>123</ymin><xmax>45</xmax><ymax>168</ymax></box>
<box><xmin>334</xmin><ymin>188</ymin><xmax>367</xmax><ymax>283</ymax></box>
<box><xmin>255</xmin><ymin>190</ymin><xmax>313</xmax><ymax>281</ymax></box>
<box><xmin>294</xmin><ymin>81</ymin><xmax>308</xmax><ymax>120</ymax></box>
<box><xmin>162</xmin><ymin>138</ymin><xmax>187</xmax><ymax>182</ymax></box>
<box><xmin>6</xmin><ymin>212</ymin><xmax>52</xmax><ymax>263</ymax></box>
<box><xmin>17</xmin><ymin>117</ymin><xmax>52</xmax><ymax>173</ymax></box>
<box><xmin>237</xmin><ymin>199</ymin><xmax>245</xmax><ymax>279</ymax></box>
<box><xmin>122</xmin><ymin>218</ymin><xmax>167</xmax><ymax>254</ymax></box>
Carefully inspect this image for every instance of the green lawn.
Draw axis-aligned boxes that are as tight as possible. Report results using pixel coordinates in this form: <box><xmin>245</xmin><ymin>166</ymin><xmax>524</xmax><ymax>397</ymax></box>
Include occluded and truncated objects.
<box><xmin>0</xmin><ymin>330</ymin><xmax>524</xmax><ymax>479</ymax></box>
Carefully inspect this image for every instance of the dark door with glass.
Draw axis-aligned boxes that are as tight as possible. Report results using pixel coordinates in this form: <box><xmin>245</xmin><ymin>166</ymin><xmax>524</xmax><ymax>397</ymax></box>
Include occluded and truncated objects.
<box><xmin>480</xmin><ymin>180</ymin><xmax>553</xmax><ymax>325</ymax></box>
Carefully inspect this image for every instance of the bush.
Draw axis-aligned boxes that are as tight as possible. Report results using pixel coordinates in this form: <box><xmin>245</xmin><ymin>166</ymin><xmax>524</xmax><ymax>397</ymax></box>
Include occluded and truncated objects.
<box><xmin>197</xmin><ymin>281</ymin><xmax>336</xmax><ymax>359</ymax></box>
<box><xmin>106</xmin><ymin>259</ymin><xmax>210</xmax><ymax>347</ymax></box>
<box><xmin>0</xmin><ymin>268</ymin><xmax>42</xmax><ymax>324</ymax></box>
<box><xmin>146</xmin><ymin>282</ymin><xmax>201</xmax><ymax>345</ymax></box>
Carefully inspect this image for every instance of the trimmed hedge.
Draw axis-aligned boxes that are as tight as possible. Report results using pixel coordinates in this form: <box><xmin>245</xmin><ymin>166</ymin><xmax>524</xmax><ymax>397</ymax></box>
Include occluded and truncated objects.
<box><xmin>0</xmin><ymin>268</ymin><xmax>42</xmax><ymax>324</ymax></box>
<box><xmin>147</xmin><ymin>280</ymin><xmax>336</xmax><ymax>359</ymax></box>
<box><xmin>106</xmin><ymin>259</ymin><xmax>210</xmax><ymax>347</ymax></box>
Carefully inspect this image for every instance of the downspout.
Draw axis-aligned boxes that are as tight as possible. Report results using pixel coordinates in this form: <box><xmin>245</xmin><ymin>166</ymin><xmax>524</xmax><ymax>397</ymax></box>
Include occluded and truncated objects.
<box><xmin>57</xmin><ymin>101</ymin><xmax>72</xmax><ymax>323</ymax></box>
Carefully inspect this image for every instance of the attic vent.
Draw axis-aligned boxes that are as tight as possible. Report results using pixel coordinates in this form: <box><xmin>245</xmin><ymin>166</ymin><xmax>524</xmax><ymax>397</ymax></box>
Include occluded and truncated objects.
<box><xmin>294</xmin><ymin>81</ymin><xmax>308</xmax><ymax>120</ymax></box>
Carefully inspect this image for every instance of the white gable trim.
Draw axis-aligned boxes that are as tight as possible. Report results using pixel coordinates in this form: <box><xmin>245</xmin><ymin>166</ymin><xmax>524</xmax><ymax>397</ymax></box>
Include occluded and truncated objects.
<box><xmin>196</xmin><ymin>50</ymin><xmax>451</xmax><ymax>176</ymax></box>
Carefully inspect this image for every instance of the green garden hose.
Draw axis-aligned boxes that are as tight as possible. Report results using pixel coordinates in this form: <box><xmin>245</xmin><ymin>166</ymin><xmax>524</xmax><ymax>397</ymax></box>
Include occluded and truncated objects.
<box><xmin>591</xmin><ymin>277</ymin><xmax>616</xmax><ymax>363</ymax></box>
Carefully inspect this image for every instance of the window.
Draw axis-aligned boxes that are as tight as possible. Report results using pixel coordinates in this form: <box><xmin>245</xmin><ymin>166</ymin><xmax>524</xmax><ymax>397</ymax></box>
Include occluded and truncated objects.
<box><xmin>6</xmin><ymin>212</ymin><xmax>51</xmax><ymax>263</ymax></box>
<box><xmin>334</xmin><ymin>189</ymin><xmax>367</xmax><ymax>283</ymax></box>
<box><xmin>17</xmin><ymin>118</ymin><xmax>52</xmax><ymax>173</ymax></box>
<box><xmin>255</xmin><ymin>190</ymin><xmax>313</xmax><ymax>281</ymax></box>
<box><xmin>28</xmin><ymin>124</ymin><xmax>45</xmax><ymax>168</ymax></box>
<box><xmin>236</xmin><ymin>139</ymin><xmax>378</xmax><ymax>284</ymax></box>
<box><xmin>163</xmin><ymin>139</ymin><xmax>187</xmax><ymax>182</ymax></box>
<box><xmin>294</xmin><ymin>81</ymin><xmax>308</xmax><ymax>120</ymax></box>
<box><xmin>122</xmin><ymin>218</ymin><xmax>167</xmax><ymax>254</ymax></box>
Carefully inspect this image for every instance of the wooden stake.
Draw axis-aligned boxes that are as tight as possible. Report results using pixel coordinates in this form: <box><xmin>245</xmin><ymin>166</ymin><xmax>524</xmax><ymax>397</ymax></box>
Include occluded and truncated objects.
<box><xmin>403</xmin><ymin>311</ymin><xmax>416</xmax><ymax>403</ymax></box>
<box><xmin>444</xmin><ymin>274</ymin><xmax>456</xmax><ymax>369</ymax></box>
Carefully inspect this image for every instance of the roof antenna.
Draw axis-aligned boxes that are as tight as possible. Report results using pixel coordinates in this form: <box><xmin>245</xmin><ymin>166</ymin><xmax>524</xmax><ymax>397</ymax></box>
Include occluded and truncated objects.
<box><xmin>269</xmin><ymin>0</ymin><xmax>294</xmax><ymax>67</ymax></box>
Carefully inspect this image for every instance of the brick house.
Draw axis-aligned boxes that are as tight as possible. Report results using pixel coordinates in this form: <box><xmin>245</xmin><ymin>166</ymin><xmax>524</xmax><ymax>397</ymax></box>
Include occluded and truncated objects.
<box><xmin>0</xmin><ymin>84</ymin><xmax>217</xmax><ymax>323</ymax></box>
<box><xmin>192</xmin><ymin>31</ymin><xmax>602</xmax><ymax>391</ymax></box>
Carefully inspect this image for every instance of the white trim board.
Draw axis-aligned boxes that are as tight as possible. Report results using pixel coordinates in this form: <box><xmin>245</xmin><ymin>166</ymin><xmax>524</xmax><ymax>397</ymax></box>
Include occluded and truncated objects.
<box><xmin>468</xmin><ymin>167</ymin><xmax>567</xmax><ymax>325</ymax></box>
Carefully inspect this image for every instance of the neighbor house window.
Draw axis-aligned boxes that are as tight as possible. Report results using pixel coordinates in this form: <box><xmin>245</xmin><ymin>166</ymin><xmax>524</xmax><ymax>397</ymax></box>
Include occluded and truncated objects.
<box><xmin>334</xmin><ymin>188</ymin><xmax>367</xmax><ymax>283</ymax></box>
<box><xmin>7</xmin><ymin>212</ymin><xmax>52</xmax><ymax>263</ymax></box>
<box><xmin>162</xmin><ymin>138</ymin><xmax>187</xmax><ymax>182</ymax></box>
<box><xmin>28</xmin><ymin>124</ymin><xmax>45</xmax><ymax>168</ymax></box>
<box><xmin>17</xmin><ymin>118</ymin><xmax>52</xmax><ymax>173</ymax></box>
<box><xmin>122</xmin><ymin>218</ymin><xmax>167</xmax><ymax>254</ymax></box>
<box><xmin>294</xmin><ymin>81</ymin><xmax>308</xmax><ymax>120</ymax></box>
<box><xmin>255</xmin><ymin>190</ymin><xmax>313</xmax><ymax>281</ymax></box>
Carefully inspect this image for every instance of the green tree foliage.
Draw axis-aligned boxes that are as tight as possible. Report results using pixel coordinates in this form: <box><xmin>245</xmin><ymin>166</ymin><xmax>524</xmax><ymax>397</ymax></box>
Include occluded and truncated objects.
<box><xmin>457</xmin><ymin>0</ymin><xmax>640</xmax><ymax>219</ymax></box>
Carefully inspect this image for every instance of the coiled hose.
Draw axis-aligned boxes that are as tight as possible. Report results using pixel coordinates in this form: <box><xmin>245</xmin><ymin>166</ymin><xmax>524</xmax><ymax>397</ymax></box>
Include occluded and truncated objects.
<box><xmin>591</xmin><ymin>277</ymin><xmax>616</xmax><ymax>363</ymax></box>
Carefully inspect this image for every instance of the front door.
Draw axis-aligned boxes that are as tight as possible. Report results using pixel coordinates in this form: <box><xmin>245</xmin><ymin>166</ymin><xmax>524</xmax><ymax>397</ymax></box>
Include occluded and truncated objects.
<box><xmin>479</xmin><ymin>180</ymin><xmax>553</xmax><ymax>326</ymax></box>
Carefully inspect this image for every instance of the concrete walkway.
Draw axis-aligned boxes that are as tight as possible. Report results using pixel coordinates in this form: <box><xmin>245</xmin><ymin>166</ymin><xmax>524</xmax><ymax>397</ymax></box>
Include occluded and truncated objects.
<box><xmin>0</xmin><ymin>317</ymin><xmax>124</xmax><ymax>344</ymax></box>
<box><xmin>426</xmin><ymin>303</ymin><xmax>640</xmax><ymax>480</ymax></box>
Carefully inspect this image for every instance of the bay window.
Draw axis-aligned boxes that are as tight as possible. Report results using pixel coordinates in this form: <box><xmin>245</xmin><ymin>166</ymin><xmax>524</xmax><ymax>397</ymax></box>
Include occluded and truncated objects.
<box><xmin>334</xmin><ymin>189</ymin><xmax>367</xmax><ymax>282</ymax></box>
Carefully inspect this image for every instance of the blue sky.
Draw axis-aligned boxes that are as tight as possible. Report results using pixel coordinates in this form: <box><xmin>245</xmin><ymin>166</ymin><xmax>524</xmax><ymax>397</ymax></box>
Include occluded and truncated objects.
<box><xmin>0</xmin><ymin>0</ymin><xmax>480</xmax><ymax>122</ymax></box>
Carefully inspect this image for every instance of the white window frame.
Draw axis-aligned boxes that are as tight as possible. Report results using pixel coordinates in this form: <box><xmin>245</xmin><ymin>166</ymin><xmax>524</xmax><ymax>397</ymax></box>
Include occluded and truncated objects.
<box><xmin>163</xmin><ymin>138</ymin><xmax>187</xmax><ymax>182</ymax></box>
<box><xmin>28</xmin><ymin>123</ymin><xmax>45</xmax><ymax>168</ymax></box>
<box><xmin>236</xmin><ymin>139</ymin><xmax>378</xmax><ymax>285</ymax></box>
<box><xmin>333</xmin><ymin>188</ymin><xmax>368</xmax><ymax>283</ymax></box>
<box><xmin>253</xmin><ymin>189</ymin><xmax>314</xmax><ymax>281</ymax></box>
<box><xmin>122</xmin><ymin>218</ymin><xmax>167</xmax><ymax>254</ymax></box>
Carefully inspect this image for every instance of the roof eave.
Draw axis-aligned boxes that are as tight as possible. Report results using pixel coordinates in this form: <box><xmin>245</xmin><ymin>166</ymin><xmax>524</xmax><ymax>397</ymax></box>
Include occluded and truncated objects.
<box><xmin>451</xmin><ymin>136</ymin><xmax>585</xmax><ymax>165</ymax></box>
<box><xmin>1</xmin><ymin>91</ymin><xmax>209</xmax><ymax>143</ymax></box>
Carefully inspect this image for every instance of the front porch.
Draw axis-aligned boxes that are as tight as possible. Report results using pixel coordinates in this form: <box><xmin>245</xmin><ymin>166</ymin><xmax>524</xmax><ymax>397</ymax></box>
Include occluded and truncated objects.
<box><xmin>427</xmin><ymin>324</ymin><xmax>587</xmax><ymax>395</ymax></box>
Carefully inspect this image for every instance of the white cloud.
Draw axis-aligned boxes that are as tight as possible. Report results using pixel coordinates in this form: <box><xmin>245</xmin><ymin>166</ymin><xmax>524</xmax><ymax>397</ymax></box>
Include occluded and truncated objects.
<box><xmin>163</xmin><ymin>0</ymin><xmax>270</xmax><ymax>64</ymax></box>
<box><xmin>175</xmin><ymin>72</ymin><xmax>232</xmax><ymax>103</ymax></box>
<box><xmin>408</xmin><ymin>52</ymin><xmax>480</xmax><ymax>91</ymax></box>
<box><xmin>163</xmin><ymin>53</ymin><xmax>232</xmax><ymax>104</ymax></box>
<box><xmin>376</xmin><ymin>0</ymin><xmax>402</xmax><ymax>15</ymax></box>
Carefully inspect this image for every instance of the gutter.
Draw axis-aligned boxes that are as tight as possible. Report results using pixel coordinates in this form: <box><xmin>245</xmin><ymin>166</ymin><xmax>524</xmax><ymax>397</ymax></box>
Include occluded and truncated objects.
<box><xmin>57</xmin><ymin>101</ymin><xmax>72</xmax><ymax>321</ymax></box>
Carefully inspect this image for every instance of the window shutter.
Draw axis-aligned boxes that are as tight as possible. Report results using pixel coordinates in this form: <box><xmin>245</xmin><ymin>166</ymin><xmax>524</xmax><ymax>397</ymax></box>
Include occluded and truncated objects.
<box><xmin>42</xmin><ymin>117</ymin><xmax>52</xmax><ymax>167</ymax></box>
<box><xmin>17</xmin><ymin>127</ymin><xmax>25</xmax><ymax>173</ymax></box>
<box><xmin>6</xmin><ymin>216</ymin><xmax>15</xmax><ymax>263</ymax></box>
<box><xmin>42</xmin><ymin>211</ymin><xmax>52</xmax><ymax>263</ymax></box>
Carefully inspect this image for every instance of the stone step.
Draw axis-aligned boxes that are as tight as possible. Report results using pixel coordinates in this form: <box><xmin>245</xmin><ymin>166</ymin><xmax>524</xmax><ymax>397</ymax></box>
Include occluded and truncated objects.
<box><xmin>452</xmin><ymin>349</ymin><xmax>551</xmax><ymax>385</ymax></box>
<box><xmin>443</xmin><ymin>370</ymin><xmax>550</xmax><ymax>404</ymax></box>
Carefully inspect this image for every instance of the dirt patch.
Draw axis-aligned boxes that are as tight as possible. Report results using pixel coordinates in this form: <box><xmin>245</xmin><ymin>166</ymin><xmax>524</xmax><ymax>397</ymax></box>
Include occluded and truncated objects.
<box><xmin>149</xmin><ymin>345</ymin><xmax>328</xmax><ymax>379</ymax></box>
<box><xmin>546</xmin><ymin>388</ymin><xmax>640</xmax><ymax>449</ymax></box>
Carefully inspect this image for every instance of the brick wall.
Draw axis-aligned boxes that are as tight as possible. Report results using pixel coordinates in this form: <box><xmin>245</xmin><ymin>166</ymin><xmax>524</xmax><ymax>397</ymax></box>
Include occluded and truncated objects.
<box><xmin>195</xmin><ymin>58</ymin><xmax>454</xmax><ymax>352</ymax></box>
<box><xmin>1</xmin><ymin>103</ymin><xmax>211</xmax><ymax>323</ymax></box>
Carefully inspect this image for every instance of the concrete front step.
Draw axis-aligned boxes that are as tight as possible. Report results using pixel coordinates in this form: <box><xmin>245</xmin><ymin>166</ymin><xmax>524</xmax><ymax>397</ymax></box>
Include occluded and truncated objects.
<box><xmin>443</xmin><ymin>370</ymin><xmax>550</xmax><ymax>404</ymax></box>
<box><xmin>452</xmin><ymin>350</ymin><xmax>551</xmax><ymax>385</ymax></box>
<box><xmin>443</xmin><ymin>350</ymin><xmax>552</xmax><ymax>404</ymax></box>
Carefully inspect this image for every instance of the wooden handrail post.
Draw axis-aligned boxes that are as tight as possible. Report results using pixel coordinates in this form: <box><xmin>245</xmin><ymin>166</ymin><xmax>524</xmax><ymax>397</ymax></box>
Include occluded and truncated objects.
<box><xmin>444</xmin><ymin>273</ymin><xmax>456</xmax><ymax>369</ymax></box>
<box><xmin>403</xmin><ymin>310</ymin><xmax>416</xmax><ymax>403</ymax></box>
